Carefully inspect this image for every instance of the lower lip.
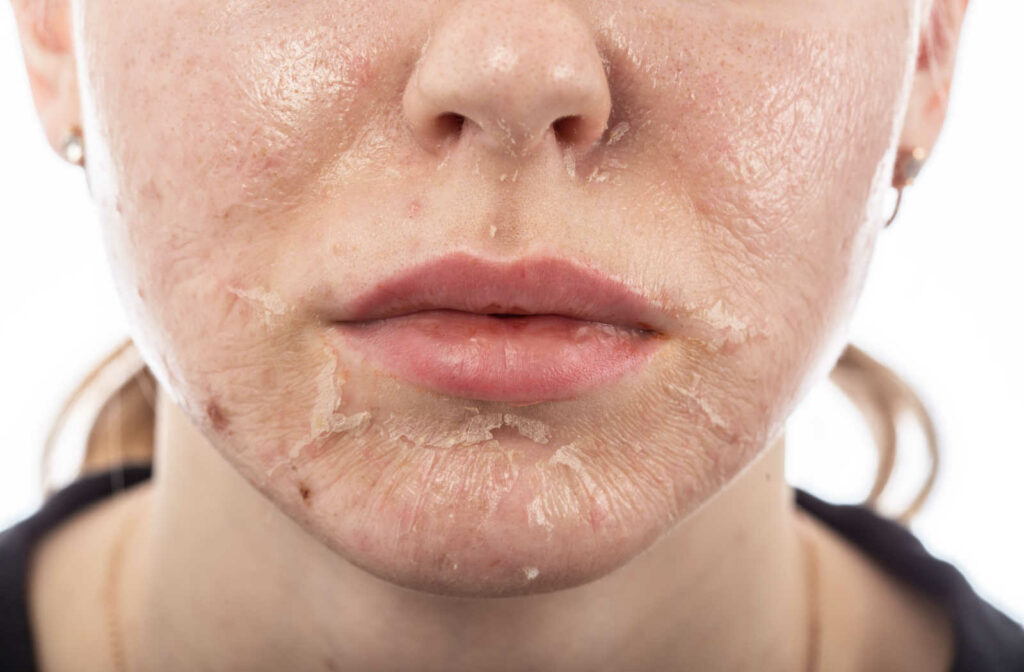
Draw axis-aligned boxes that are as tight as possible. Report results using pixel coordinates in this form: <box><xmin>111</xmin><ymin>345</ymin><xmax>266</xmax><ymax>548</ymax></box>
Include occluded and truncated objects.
<box><xmin>334</xmin><ymin>310</ymin><xmax>663</xmax><ymax>402</ymax></box>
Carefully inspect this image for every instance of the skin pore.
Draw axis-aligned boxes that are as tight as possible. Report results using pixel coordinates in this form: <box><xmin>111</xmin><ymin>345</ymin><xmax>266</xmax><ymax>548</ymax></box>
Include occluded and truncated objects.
<box><xmin>12</xmin><ymin>0</ymin><xmax>967</xmax><ymax>670</ymax></box>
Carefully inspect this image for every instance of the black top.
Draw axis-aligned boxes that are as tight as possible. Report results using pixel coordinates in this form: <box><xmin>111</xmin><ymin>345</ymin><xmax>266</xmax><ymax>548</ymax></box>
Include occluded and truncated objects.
<box><xmin>1</xmin><ymin>465</ymin><xmax>1022</xmax><ymax>671</ymax></box>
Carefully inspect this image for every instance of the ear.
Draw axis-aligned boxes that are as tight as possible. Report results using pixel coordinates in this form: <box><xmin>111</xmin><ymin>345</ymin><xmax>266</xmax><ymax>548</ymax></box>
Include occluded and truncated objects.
<box><xmin>896</xmin><ymin>0</ymin><xmax>970</xmax><ymax>176</ymax></box>
<box><xmin>10</xmin><ymin>0</ymin><xmax>81</xmax><ymax>160</ymax></box>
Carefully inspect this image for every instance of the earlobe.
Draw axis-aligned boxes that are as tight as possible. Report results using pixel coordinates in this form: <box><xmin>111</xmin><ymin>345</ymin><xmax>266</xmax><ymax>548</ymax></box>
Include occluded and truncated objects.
<box><xmin>894</xmin><ymin>0</ymin><xmax>970</xmax><ymax>179</ymax></box>
<box><xmin>10</xmin><ymin>0</ymin><xmax>82</xmax><ymax>162</ymax></box>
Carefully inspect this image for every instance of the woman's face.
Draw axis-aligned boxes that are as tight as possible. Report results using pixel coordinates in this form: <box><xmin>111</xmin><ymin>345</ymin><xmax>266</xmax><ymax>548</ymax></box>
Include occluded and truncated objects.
<box><xmin>75</xmin><ymin>0</ymin><xmax>917</xmax><ymax>595</ymax></box>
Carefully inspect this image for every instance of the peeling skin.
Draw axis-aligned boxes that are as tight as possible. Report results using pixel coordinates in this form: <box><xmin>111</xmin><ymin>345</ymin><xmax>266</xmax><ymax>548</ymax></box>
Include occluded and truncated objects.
<box><xmin>526</xmin><ymin>495</ymin><xmax>554</xmax><ymax>531</ymax></box>
<box><xmin>228</xmin><ymin>286</ymin><xmax>290</xmax><ymax>326</ymax></box>
<box><xmin>290</xmin><ymin>346</ymin><xmax>372</xmax><ymax>460</ymax></box>
<box><xmin>372</xmin><ymin>406</ymin><xmax>552</xmax><ymax>451</ymax></box>
<box><xmin>606</xmin><ymin>121</ymin><xmax>629</xmax><ymax>145</ymax></box>
<box><xmin>562</xmin><ymin>151</ymin><xmax>576</xmax><ymax>179</ymax></box>
<box><xmin>665</xmin><ymin>375</ymin><xmax>730</xmax><ymax>432</ymax></box>
<box><xmin>83</xmin><ymin>0</ymin><xmax>912</xmax><ymax>598</ymax></box>
<box><xmin>501</xmin><ymin>413</ymin><xmax>552</xmax><ymax>444</ymax></box>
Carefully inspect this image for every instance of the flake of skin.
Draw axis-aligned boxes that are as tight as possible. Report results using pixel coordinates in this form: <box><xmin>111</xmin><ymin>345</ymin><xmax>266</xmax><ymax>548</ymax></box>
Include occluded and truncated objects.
<box><xmin>290</xmin><ymin>349</ymin><xmax>372</xmax><ymax>459</ymax></box>
<box><xmin>606</xmin><ymin>121</ymin><xmax>630</xmax><ymax>145</ymax></box>
<box><xmin>665</xmin><ymin>374</ymin><xmax>729</xmax><ymax>431</ymax></box>
<box><xmin>563</xmin><ymin>151</ymin><xmax>576</xmax><ymax>179</ymax></box>
<box><xmin>381</xmin><ymin>409</ymin><xmax>506</xmax><ymax>450</ymax></box>
<box><xmin>501</xmin><ymin>413</ymin><xmax>552</xmax><ymax>444</ymax></box>
<box><xmin>379</xmin><ymin>407</ymin><xmax>552</xmax><ymax>451</ymax></box>
<box><xmin>489</xmin><ymin>224</ymin><xmax>497</xmax><ymax>237</ymax></box>
<box><xmin>585</xmin><ymin>156</ymin><xmax>626</xmax><ymax>185</ymax></box>
<box><xmin>526</xmin><ymin>495</ymin><xmax>554</xmax><ymax>531</ymax></box>
<box><xmin>228</xmin><ymin>286</ymin><xmax>290</xmax><ymax>326</ymax></box>
<box><xmin>522</xmin><ymin>566</ymin><xmax>540</xmax><ymax>581</ymax></box>
<box><xmin>547</xmin><ymin>441</ymin><xmax>612</xmax><ymax>514</ymax></box>
<box><xmin>586</xmin><ymin>166</ymin><xmax>610</xmax><ymax>184</ymax></box>
<box><xmin>680</xmin><ymin>299</ymin><xmax>752</xmax><ymax>352</ymax></box>
<box><xmin>494</xmin><ymin>117</ymin><xmax>518</xmax><ymax>151</ymax></box>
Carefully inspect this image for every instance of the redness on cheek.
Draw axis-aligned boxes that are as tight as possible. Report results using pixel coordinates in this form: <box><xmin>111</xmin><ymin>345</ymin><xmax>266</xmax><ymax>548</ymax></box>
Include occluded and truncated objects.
<box><xmin>349</xmin><ymin>53</ymin><xmax>378</xmax><ymax>89</ymax></box>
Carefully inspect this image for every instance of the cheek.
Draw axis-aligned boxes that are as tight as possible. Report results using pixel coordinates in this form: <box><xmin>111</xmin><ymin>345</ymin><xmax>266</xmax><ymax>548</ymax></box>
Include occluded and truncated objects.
<box><xmin>77</xmin><ymin>0</ymin><xmax>408</xmax><ymax>429</ymax></box>
<box><xmin>604</xmin><ymin>4</ymin><xmax>909</xmax><ymax>400</ymax></box>
<box><xmin>82</xmin><ymin>0</ymin><xmax>410</xmax><ymax>229</ymax></box>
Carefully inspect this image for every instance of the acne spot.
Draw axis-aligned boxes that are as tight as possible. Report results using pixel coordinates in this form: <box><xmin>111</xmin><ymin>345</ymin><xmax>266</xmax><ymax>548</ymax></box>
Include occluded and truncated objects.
<box><xmin>206</xmin><ymin>400</ymin><xmax>229</xmax><ymax>432</ymax></box>
<box><xmin>350</xmin><ymin>53</ymin><xmax>377</xmax><ymax>89</ymax></box>
<box><xmin>406</xmin><ymin>199</ymin><xmax>422</xmax><ymax>219</ymax></box>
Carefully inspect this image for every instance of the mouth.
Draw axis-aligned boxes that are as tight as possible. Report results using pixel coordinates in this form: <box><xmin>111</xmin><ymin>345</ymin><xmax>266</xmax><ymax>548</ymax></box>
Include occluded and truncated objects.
<box><xmin>328</xmin><ymin>253</ymin><xmax>668</xmax><ymax>403</ymax></box>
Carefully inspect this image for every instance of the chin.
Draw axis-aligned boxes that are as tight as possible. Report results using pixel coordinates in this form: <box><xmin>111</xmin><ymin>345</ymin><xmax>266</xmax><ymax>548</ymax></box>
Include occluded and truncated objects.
<box><xmin>287</xmin><ymin>469</ymin><xmax>681</xmax><ymax>598</ymax></box>
<box><xmin>233</xmin><ymin>414</ymin><xmax>721</xmax><ymax>598</ymax></box>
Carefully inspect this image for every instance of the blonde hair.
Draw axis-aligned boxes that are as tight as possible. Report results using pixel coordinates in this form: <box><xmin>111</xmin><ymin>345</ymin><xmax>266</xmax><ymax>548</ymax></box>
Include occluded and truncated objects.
<box><xmin>41</xmin><ymin>339</ymin><xmax>940</xmax><ymax>525</ymax></box>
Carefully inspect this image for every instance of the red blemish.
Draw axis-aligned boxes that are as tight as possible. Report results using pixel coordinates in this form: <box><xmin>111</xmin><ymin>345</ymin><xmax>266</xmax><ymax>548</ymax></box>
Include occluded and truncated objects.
<box><xmin>139</xmin><ymin>179</ymin><xmax>162</xmax><ymax>203</ymax></box>
<box><xmin>406</xmin><ymin>199</ymin><xmax>422</xmax><ymax>219</ymax></box>
<box><xmin>205</xmin><ymin>400</ymin><xmax>229</xmax><ymax>432</ymax></box>
<box><xmin>350</xmin><ymin>54</ymin><xmax>377</xmax><ymax>88</ymax></box>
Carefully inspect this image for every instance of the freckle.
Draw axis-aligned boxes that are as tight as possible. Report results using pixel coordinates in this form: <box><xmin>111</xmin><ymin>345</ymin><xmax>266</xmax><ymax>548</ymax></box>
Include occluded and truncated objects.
<box><xmin>206</xmin><ymin>400</ymin><xmax>229</xmax><ymax>431</ymax></box>
<box><xmin>298</xmin><ymin>482</ymin><xmax>312</xmax><ymax>504</ymax></box>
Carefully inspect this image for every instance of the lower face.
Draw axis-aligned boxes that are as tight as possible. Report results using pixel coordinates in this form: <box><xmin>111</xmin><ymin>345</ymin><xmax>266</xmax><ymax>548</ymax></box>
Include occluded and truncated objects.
<box><xmin>77</xmin><ymin>0</ymin><xmax>916</xmax><ymax>595</ymax></box>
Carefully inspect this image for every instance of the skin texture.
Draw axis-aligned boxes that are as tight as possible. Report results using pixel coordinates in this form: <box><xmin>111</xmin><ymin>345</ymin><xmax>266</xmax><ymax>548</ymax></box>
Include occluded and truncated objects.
<box><xmin>12</xmin><ymin>0</ymin><xmax>969</xmax><ymax>670</ymax></box>
<box><xmin>83</xmin><ymin>0</ymin><xmax>905</xmax><ymax>594</ymax></box>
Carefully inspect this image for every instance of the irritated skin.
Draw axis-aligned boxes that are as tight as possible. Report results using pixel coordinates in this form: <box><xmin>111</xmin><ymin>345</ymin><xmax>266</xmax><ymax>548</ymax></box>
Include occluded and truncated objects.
<box><xmin>56</xmin><ymin>0</ymin><xmax>935</xmax><ymax>669</ymax></box>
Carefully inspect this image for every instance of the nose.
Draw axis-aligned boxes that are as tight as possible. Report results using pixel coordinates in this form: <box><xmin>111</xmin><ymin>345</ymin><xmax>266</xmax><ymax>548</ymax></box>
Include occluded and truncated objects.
<box><xmin>402</xmin><ymin>2</ymin><xmax>612</xmax><ymax>156</ymax></box>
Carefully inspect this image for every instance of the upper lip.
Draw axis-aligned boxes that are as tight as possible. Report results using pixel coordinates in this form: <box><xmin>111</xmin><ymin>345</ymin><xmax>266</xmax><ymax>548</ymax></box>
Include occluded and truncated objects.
<box><xmin>330</xmin><ymin>252</ymin><xmax>666</xmax><ymax>333</ymax></box>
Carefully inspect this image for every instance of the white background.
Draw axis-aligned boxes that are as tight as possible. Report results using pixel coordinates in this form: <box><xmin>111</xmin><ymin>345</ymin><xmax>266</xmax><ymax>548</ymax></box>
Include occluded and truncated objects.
<box><xmin>2</xmin><ymin>2</ymin><xmax>1022</xmax><ymax>622</ymax></box>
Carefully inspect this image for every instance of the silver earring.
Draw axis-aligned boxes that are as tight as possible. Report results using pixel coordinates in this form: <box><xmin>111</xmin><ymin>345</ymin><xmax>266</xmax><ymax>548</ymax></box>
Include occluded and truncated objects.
<box><xmin>61</xmin><ymin>128</ymin><xmax>85</xmax><ymax>167</ymax></box>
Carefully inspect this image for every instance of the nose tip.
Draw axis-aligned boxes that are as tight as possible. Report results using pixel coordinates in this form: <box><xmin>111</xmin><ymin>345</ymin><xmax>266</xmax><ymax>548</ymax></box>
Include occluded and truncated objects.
<box><xmin>402</xmin><ymin>3</ymin><xmax>612</xmax><ymax>156</ymax></box>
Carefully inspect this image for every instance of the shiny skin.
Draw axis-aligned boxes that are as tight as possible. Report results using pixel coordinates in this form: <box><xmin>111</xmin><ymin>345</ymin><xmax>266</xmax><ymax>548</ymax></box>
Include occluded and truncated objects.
<box><xmin>75</xmin><ymin>0</ymin><xmax>918</xmax><ymax>595</ymax></box>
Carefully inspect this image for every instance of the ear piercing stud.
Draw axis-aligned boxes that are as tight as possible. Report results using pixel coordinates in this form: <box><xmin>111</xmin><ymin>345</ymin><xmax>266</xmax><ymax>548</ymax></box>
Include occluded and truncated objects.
<box><xmin>61</xmin><ymin>128</ymin><xmax>85</xmax><ymax>167</ymax></box>
<box><xmin>885</xmin><ymin>146</ymin><xmax>927</xmax><ymax>228</ymax></box>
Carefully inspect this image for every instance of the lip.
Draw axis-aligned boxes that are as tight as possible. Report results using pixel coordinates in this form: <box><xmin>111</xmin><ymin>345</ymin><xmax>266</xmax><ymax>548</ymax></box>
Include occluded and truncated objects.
<box><xmin>328</xmin><ymin>253</ymin><xmax>668</xmax><ymax>402</ymax></box>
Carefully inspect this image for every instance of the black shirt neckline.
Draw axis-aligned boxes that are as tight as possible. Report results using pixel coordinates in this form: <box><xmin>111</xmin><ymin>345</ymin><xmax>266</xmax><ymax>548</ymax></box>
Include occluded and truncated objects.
<box><xmin>2</xmin><ymin>465</ymin><xmax>1022</xmax><ymax>671</ymax></box>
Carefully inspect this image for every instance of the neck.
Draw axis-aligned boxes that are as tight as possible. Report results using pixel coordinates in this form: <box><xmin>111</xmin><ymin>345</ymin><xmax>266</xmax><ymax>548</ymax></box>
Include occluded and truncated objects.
<box><xmin>123</xmin><ymin>388</ymin><xmax>812</xmax><ymax>672</ymax></box>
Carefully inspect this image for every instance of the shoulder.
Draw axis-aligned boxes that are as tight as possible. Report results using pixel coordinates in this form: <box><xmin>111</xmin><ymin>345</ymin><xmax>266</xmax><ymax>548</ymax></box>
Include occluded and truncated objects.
<box><xmin>0</xmin><ymin>466</ymin><xmax>153</xmax><ymax>672</ymax></box>
<box><xmin>794</xmin><ymin>487</ymin><xmax>1024</xmax><ymax>672</ymax></box>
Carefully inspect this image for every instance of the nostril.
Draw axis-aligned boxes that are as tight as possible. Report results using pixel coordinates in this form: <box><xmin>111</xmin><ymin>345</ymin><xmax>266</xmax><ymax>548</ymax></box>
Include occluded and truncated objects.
<box><xmin>432</xmin><ymin>112</ymin><xmax>466</xmax><ymax>142</ymax></box>
<box><xmin>552</xmin><ymin>116</ymin><xmax>586</xmax><ymax>145</ymax></box>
